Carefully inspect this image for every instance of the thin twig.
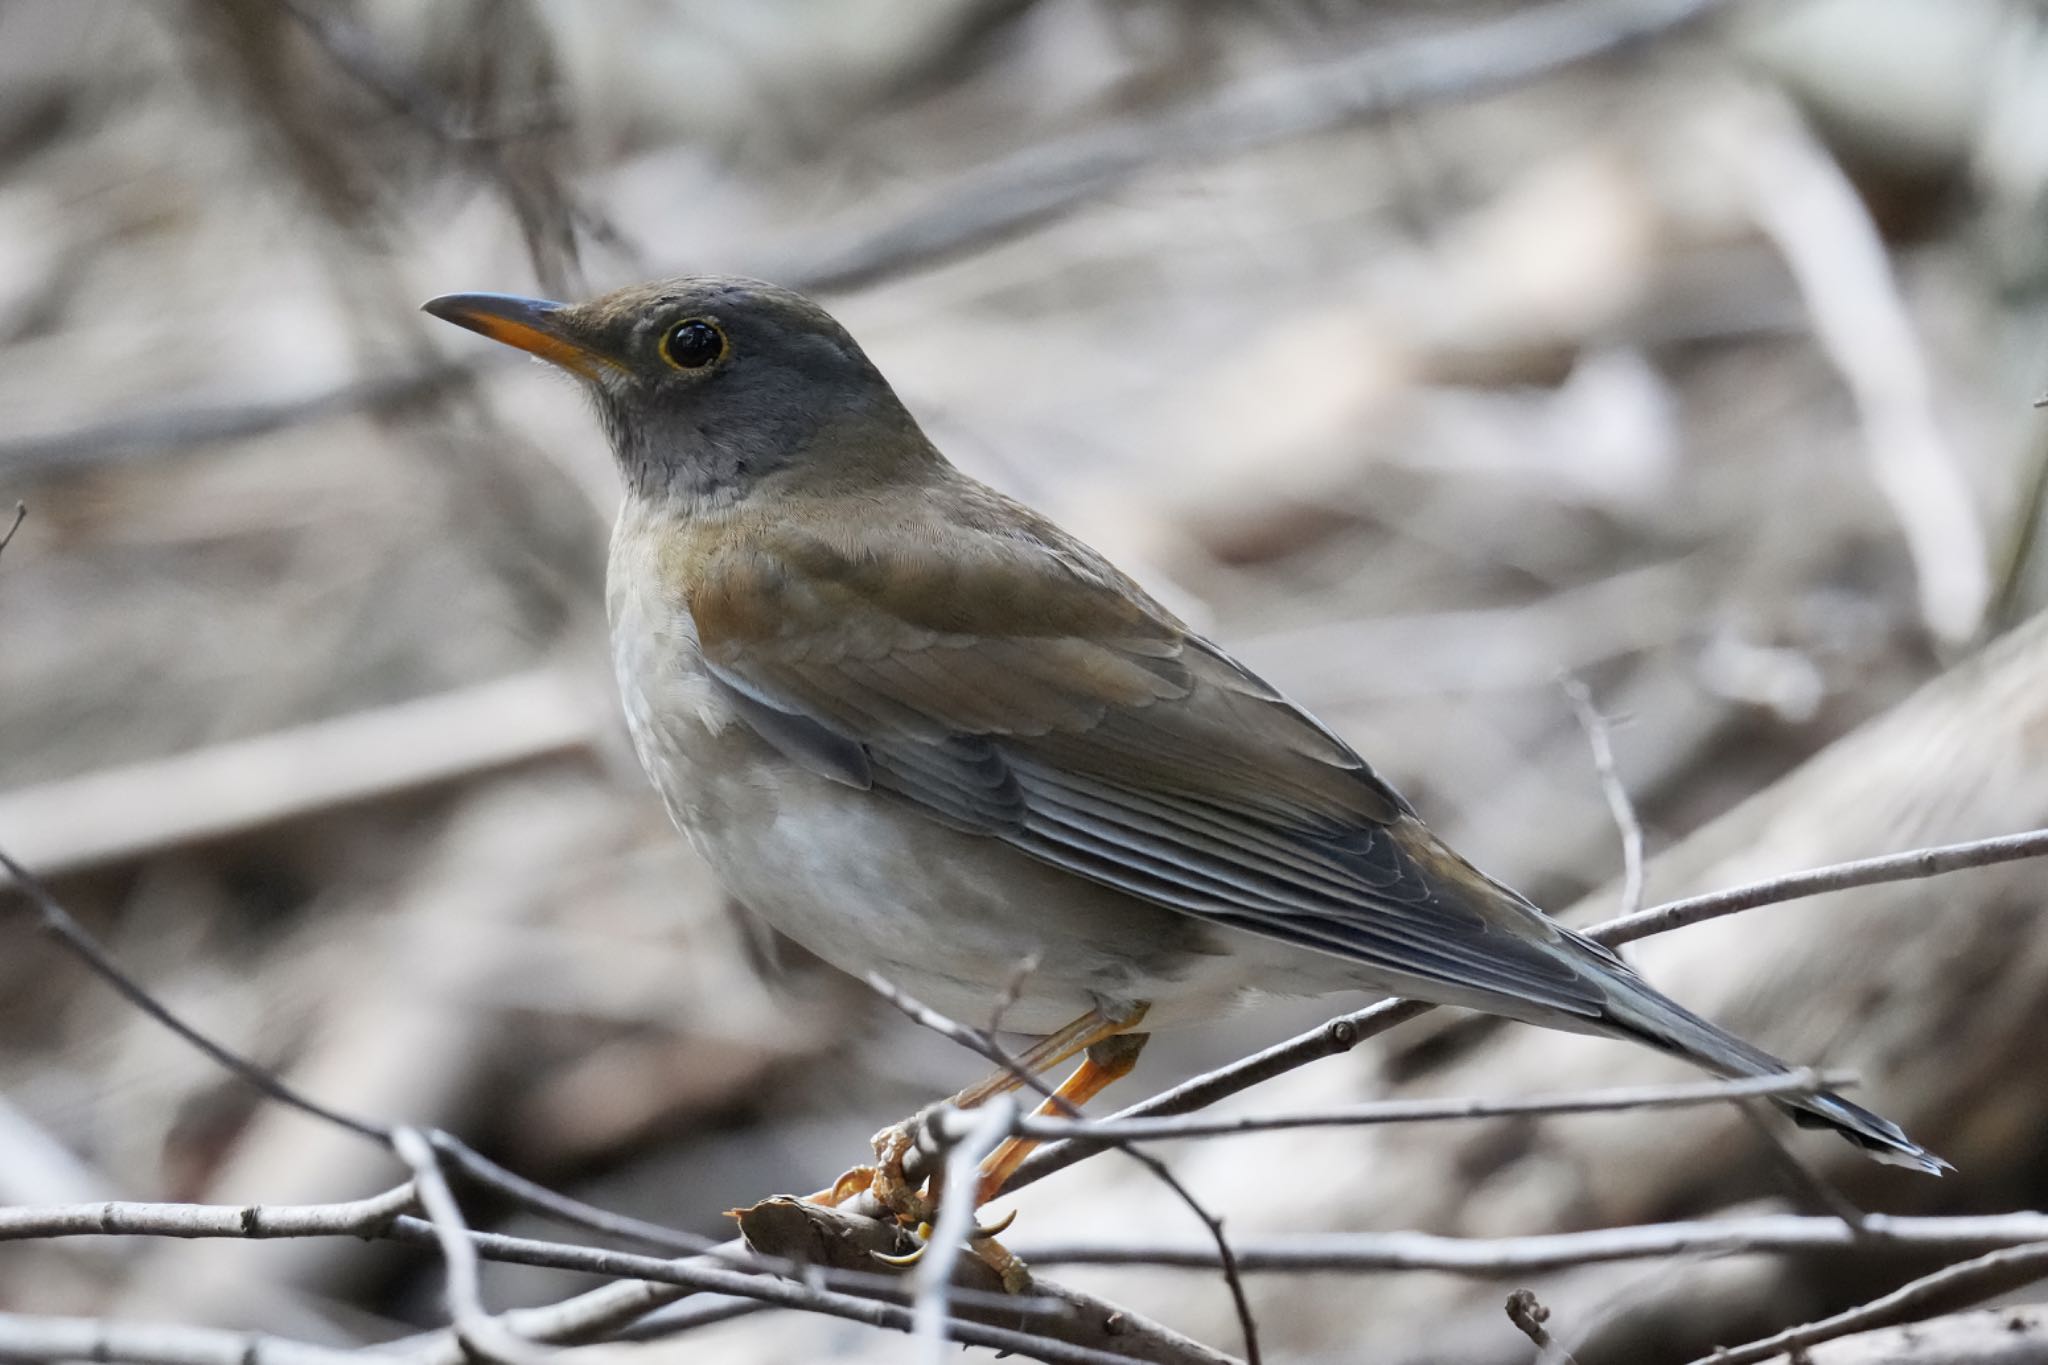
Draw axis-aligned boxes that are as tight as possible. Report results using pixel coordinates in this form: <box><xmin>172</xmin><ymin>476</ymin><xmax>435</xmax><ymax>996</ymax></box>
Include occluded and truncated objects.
<box><xmin>1690</xmin><ymin>1241</ymin><xmax>2048</xmax><ymax>1365</ymax></box>
<box><xmin>391</xmin><ymin>1126</ymin><xmax>550</xmax><ymax>1365</ymax></box>
<box><xmin>1734</xmin><ymin>1101</ymin><xmax>1868</xmax><ymax>1229</ymax></box>
<box><xmin>0</xmin><ymin>1185</ymin><xmax>416</xmax><ymax>1242</ymax></box>
<box><xmin>914</xmin><ymin>1098</ymin><xmax>1015</xmax><ymax>1365</ymax></box>
<box><xmin>1593</xmin><ymin>827</ymin><xmax>2048</xmax><ymax>946</ymax></box>
<box><xmin>868</xmin><ymin>973</ymin><xmax>1265</xmax><ymax>1365</ymax></box>
<box><xmin>429</xmin><ymin>1131</ymin><xmax>722</xmax><ymax>1255</ymax></box>
<box><xmin>1506</xmin><ymin>1289</ymin><xmax>1584</xmax><ymax>1365</ymax></box>
<box><xmin>0</xmin><ymin>502</ymin><xmax>23</xmax><ymax>560</ymax></box>
<box><xmin>1013</xmin><ymin>1210</ymin><xmax>2048</xmax><ymax>1273</ymax></box>
<box><xmin>1003</xmin><ymin>826</ymin><xmax>2048</xmax><ymax>1196</ymax></box>
<box><xmin>0</xmin><ymin>845</ymin><xmax>391</xmax><ymax>1143</ymax></box>
<box><xmin>945</xmin><ymin>1069</ymin><xmax>1853</xmax><ymax>1145</ymax></box>
<box><xmin>1562</xmin><ymin>675</ymin><xmax>1646</xmax><ymax>918</ymax></box>
<box><xmin>0</xmin><ymin>1311</ymin><xmax>363</xmax><ymax>1365</ymax></box>
<box><xmin>612</xmin><ymin>1297</ymin><xmax>772</xmax><ymax>1342</ymax></box>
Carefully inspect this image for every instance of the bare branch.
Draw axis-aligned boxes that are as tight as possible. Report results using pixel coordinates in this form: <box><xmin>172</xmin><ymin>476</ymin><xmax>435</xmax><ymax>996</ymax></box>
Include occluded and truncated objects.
<box><xmin>391</xmin><ymin>1127</ymin><xmax>549</xmax><ymax>1365</ymax></box>
<box><xmin>1013</xmin><ymin>1211</ymin><xmax>2048</xmax><ymax>1273</ymax></box>
<box><xmin>1733</xmin><ymin>1102</ymin><xmax>1868</xmax><ymax>1228</ymax></box>
<box><xmin>0</xmin><ymin>502</ymin><xmax>23</xmax><ymax>560</ymax></box>
<box><xmin>0</xmin><ymin>1185</ymin><xmax>415</xmax><ymax>1243</ymax></box>
<box><xmin>1794</xmin><ymin>1304</ymin><xmax>2048</xmax><ymax>1363</ymax></box>
<box><xmin>427</xmin><ymin>1132</ymin><xmax>720</xmax><ymax>1256</ymax></box>
<box><xmin>0</xmin><ymin>1312</ymin><xmax>364</xmax><ymax>1365</ymax></box>
<box><xmin>1690</xmin><ymin>1242</ymin><xmax>2048</xmax><ymax>1365</ymax></box>
<box><xmin>914</xmin><ymin>1099</ymin><xmax>1016</xmax><ymax>1365</ymax></box>
<box><xmin>1592</xmin><ymin>826</ymin><xmax>2048</xmax><ymax>946</ymax></box>
<box><xmin>945</xmin><ymin>1069</ymin><xmax>1851</xmax><ymax>1145</ymax></box>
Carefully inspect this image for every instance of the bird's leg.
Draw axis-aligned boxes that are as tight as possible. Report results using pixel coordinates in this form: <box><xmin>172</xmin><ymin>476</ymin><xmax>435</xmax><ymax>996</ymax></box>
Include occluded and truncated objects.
<box><xmin>809</xmin><ymin>1004</ymin><xmax>1144</xmax><ymax>1228</ymax></box>
<box><xmin>976</xmin><ymin>1030</ymin><xmax>1149</xmax><ymax>1204</ymax></box>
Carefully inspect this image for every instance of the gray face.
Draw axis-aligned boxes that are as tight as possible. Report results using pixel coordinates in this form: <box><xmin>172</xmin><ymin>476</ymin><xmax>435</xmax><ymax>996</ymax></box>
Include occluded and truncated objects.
<box><xmin>424</xmin><ymin>275</ymin><xmax>930</xmax><ymax>503</ymax></box>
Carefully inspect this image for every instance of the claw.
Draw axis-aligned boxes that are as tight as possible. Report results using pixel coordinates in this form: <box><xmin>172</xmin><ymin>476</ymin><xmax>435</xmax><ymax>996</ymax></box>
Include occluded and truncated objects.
<box><xmin>871</xmin><ymin>1242</ymin><xmax>927</xmax><ymax>1269</ymax></box>
<box><xmin>970</xmin><ymin>1206</ymin><xmax>1018</xmax><ymax>1240</ymax></box>
<box><xmin>803</xmin><ymin>1165</ymin><xmax>877</xmax><ymax>1208</ymax></box>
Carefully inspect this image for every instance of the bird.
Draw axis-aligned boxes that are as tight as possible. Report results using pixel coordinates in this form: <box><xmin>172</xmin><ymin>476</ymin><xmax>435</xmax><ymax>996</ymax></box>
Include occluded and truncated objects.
<box><xmin>422</xmin><ymin>275</ymin><xmax>1946</xmax><ymax>1216</ymax></box>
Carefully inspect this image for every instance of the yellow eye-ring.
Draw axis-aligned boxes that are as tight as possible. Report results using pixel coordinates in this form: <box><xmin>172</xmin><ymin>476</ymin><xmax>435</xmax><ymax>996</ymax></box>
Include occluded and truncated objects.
<box><xmin>660</xmin><ymin>317</ymin><xmax>728</xmax><ymax>370</ymax></box>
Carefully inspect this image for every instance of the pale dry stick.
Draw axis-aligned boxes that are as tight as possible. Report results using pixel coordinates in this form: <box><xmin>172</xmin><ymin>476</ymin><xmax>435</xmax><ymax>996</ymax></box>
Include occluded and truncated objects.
<box><xmin>0</xmin><ymin>1311</ymin><xmax>364</xmax><ymax>1365</ymax></box>
<box><xmin>1505</xmin><ymin>1289</ymin><xmax>1584</xmax><ymax>1365</ymax></box>
<box><xmin>953</xmin><ymin>1069</ymin><xmax>1849</xmax><ymax>1144</ymax></box>
<box><xmin>1562</xmin><ymin>676</ymin><xmax>1646</xmax><ymax>918</ymax></box>
<box><xmin>913</xmin><ymin>1098</ymin><xmax>1017</xmax><ymax>1365</ymax></box>
<box><xmin>0</xmin><ymin>670</ymin><xmax>601</xmax><ymax>887</ymax></box>
<box><xmin>611</xmin><ymin>1297</ymin><xmax>770</xmax><ymax>1342</ymax></box>
<box><xmin>1591</xmin><ymin>827</ymin><xmax>2048</xmax><ymax>946</ymax></box>
<box><xmin>391</xmin><ymin>1127</ymin><xmax>551</xmax><ymax>1365</ymax></box>
<box><xmin>1001</xmin><ymin>826</ymin><xmax>2048</xmax><ymax>1196</ymax></box>
<box><xmin>867</xmin><ymin>972</ymin><xmax>1265</xmax><ymax>1365</ymax></box>
<box><xmin>1786</xmin><ymin>1305</ymin><xmax>2048</xmax><ymax>1364</ymax></box>
<box><xmin>402</xmin><ymin>1281</ymin><xmax>689</xmax><ymax>1363</ymax></box>
<box><xmin>1014</xmin><ymin>1210</ymin><xmax>2048</xmax><ymax>1273</ymax></box>
<box><xmin>1690</xmin><ymin>1242</ymin><xmax>2048</xmax><ymax>1365</ymax></box>
<box><xmin>0</xmin><ymin>1185</ymin><xmax>417</xmax><ymax>1243</ymax></box>
<box><xmin>1705</xmin><ymin>93</ymin><xmax>1989</xmax><ymax>645</ymax></box>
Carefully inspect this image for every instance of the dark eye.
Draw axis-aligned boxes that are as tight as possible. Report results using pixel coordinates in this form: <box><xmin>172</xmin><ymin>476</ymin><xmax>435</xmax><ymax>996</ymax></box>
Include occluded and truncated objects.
<box><xmin>660</xmin><ymin>318</ymin><xmax>727</xmax><ymax>370</ymax></box>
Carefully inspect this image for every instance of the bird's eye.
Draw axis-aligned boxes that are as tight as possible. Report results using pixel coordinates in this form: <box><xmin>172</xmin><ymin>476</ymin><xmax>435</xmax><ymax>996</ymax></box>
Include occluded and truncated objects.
<box><xmin>659</xmin><ymin>317</ymin><xmax>728</xmax><ymax>370</ymax></box>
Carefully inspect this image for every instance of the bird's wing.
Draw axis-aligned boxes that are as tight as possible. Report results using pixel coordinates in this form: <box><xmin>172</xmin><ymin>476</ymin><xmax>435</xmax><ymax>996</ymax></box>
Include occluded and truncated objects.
<box><xmin>686</xmin><ymin>498</ymin><xmax>1607</xmax><ymax>1018</ymax></box>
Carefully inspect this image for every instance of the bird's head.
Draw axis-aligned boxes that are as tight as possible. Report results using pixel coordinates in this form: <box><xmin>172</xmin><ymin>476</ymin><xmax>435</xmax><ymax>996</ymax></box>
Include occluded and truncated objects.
<box><xmin>424</xmin><ymin>275</ymin><xmax>932</xmax><ymax>504</ymax></box>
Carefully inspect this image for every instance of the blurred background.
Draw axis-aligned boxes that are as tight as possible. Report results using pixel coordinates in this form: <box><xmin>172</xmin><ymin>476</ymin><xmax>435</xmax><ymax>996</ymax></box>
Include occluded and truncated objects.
<box><xmin>4</xmin><ymin>1</ymin><xmax>2048</xmax><ymax>1360</ymax></box>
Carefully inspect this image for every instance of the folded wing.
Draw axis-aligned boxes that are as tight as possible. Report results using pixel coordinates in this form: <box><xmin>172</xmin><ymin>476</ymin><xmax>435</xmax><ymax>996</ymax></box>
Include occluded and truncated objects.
<box><xmin>687</xmin><ymin>496</ymin><xmax>1608</xmax><ymax>1019</ymax></box>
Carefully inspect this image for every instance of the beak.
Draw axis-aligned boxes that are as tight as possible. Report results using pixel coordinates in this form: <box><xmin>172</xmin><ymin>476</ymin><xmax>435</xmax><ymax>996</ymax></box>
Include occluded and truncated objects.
<box><xmin>421</xmin><ymin>292</ymin><xmax>621</xmax><ymax>379</ymax></box>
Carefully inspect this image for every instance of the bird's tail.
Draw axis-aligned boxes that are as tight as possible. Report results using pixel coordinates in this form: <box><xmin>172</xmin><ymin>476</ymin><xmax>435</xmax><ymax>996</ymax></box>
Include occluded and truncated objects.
<box><xmin>1590</xmin><ymin>956</ymin><xmax>1949</xmax><ymax>1175</ymax></box>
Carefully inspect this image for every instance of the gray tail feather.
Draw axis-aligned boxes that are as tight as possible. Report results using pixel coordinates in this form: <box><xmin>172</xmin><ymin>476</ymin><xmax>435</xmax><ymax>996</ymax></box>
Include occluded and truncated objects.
<box><xmin>1595</xmin><ymin>971</ymin><xmax>1950</xmax><ymax>1176</ymax></box>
